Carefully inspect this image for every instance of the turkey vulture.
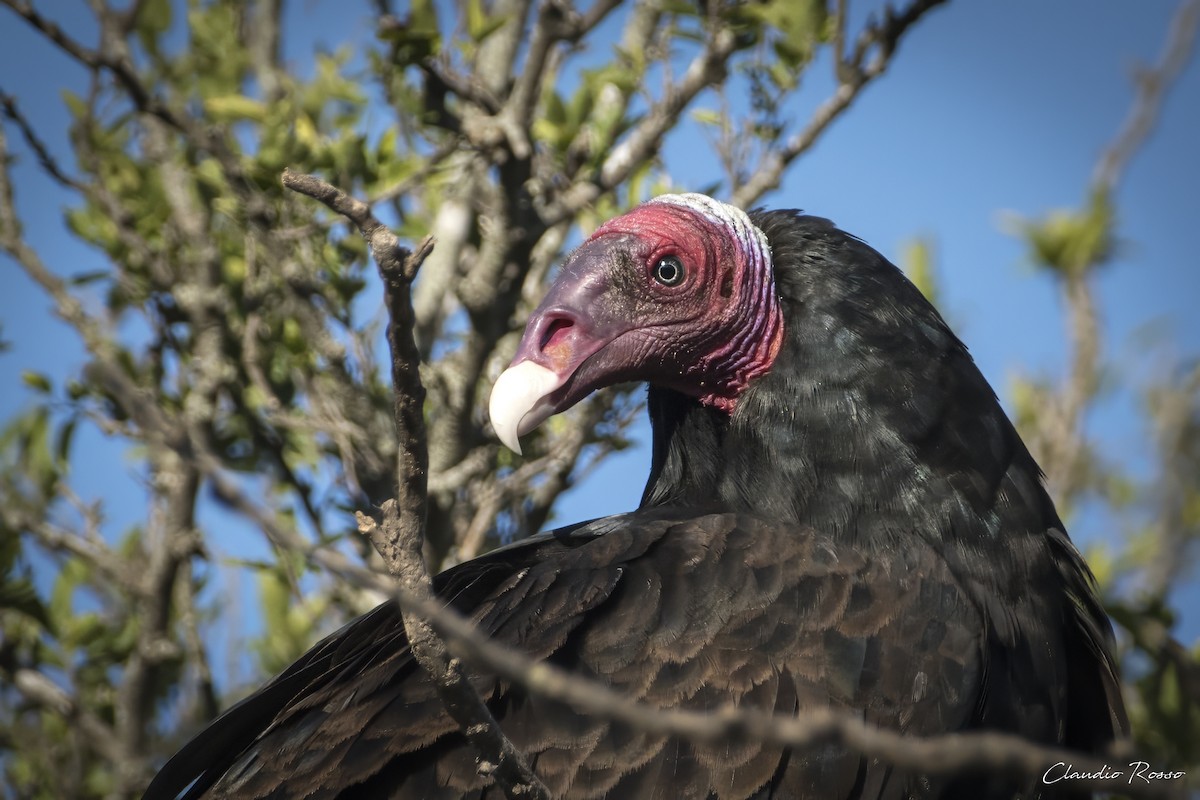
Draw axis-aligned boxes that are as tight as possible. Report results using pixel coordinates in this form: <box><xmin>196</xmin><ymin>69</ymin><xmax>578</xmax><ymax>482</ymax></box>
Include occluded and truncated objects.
<box><xmin>145</xmin><ymin>194</ymin><xmax>1126</xmax><ymax>799</ymax></box>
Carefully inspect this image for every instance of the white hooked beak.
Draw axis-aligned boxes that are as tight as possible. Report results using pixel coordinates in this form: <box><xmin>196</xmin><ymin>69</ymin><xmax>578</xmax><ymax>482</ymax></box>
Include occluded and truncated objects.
<box><xmin>488</xmin><ymin>360</ymin><xmax>567</xmax><ymax>455</ymax></box>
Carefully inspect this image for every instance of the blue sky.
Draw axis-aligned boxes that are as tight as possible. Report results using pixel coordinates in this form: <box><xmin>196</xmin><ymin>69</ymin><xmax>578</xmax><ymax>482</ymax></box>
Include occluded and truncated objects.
<box><xmin>1</xmin><ymin>0</ymin><xmax>1198</xmax><ymax>664</ymax></box>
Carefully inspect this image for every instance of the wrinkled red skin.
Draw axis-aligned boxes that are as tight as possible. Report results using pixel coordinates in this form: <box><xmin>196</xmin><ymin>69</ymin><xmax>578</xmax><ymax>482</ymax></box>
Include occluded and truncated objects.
<box><xmin>509</xmin><ymin>199</ymin><xmax>783</xmax><ymax>419</ymax></box>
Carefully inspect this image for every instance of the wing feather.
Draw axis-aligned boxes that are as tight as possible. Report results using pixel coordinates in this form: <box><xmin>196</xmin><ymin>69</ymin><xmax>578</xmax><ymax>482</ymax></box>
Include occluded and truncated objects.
<box><xmin>146</xmin><ymin>510</ymin><xmax>984</xmax><ymax>800</ymax></box>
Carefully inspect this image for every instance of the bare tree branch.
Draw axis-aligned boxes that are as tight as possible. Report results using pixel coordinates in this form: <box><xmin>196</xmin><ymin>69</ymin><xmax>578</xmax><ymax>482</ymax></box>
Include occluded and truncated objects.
<box><xmin>9</xmin><ymin>670</ymin><xmax>126</xmax><ymax>766</ymax></box>
<box><xmin>0</xmin><ymin>90</ymin><xmax>84</xmax><ymax>190</ymax></box>
<box><xmin>508</xmin><ymin>0</ymin><xmax>623</xmax><ymax>131</ymax></box>
<box><xmin>0</xmin><ymin>125</ymin><xmax>123</xmax><ymax>376</ymax></box>
<box><xmin>474</xmin><ymin>0</ymin><xmax>535</xmax><ymax>98</ymax></box>
<box><xmin>1142</xmin><ymin>363</ymin><xmax>1200</xmax><ymax>596</ymax></box>
<box><xmin>544</xmin><ymin>22</ymin><xmax>738</xmax><ymax>223</ymax></box>
<box><xmin>0</xmin><ymin>0</ymin><xmax>238</xmax><ymax>171</ymax></box>
<box><xmin>1034</xmin><ymin>0</ymin><xmax>1200</xmax><ymax>503</ymax></box>
<box><xmin>1093</xmin><ymin>0</ymin><xmax>1200</xmax><ymax>192</ymax></box>
<box><xmin>733</xmin><ymin>0</ymin><xmax>948</xmax><ymax>208</ymax></box>
<box><xmin>21</xmin><ymin>518</ymin><xmax>131</xmax><ymax>592</ymax></box>
<box><xmin>282</xmin><ymin>168</ymin><xmax>550</xmax><ymax>800</ymax></box>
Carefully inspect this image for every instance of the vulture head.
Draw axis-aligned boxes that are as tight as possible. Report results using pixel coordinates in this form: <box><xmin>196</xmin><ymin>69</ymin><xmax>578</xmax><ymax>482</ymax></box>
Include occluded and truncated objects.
<box><xmin>490</xmin><ymin>193</ymin><xmax>784</xmax><ymax>454</ymax></box>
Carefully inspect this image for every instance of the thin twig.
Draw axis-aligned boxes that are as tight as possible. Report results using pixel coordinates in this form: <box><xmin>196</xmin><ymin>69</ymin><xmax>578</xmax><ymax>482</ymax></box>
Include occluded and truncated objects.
<box><xmin>1092</xmin><ymin>0</ymin><xmax>1200</xmax><ymax>193</ymax></box>
<box><xmin>1038</xmin><ymin>0</ymin><xmax>1200</xmax><ymax>502</ymax></box>
<box><xmin>733</xmin><ymin>0</ymin><xmax>949</xmax><ymax>207</ymax></box>
<box><xmin>9</xmin><ymin>669</ymin><xmax>126</xmax><ymax>766</ymax></box>
<box><xmin>0</xmin><ymin>90</ymin><xmax>85</xmax><ymax>190</ymax></box>
<box><xmin>2</xmin><ymin>0</ymin><xmax>246</xmax><ymax>185</ymax></box>
<box><xmin>1</xmin><ymin>1</ymin><xmax>176</xmax><ymax>133</ymax></box>
<box><xmin>282</xmin><ymin>167</ymin><xmax>550</xmax><ymax>800</ymax></box>
<box><xmin>542</xmin><ymin>24</ymin><xmax>738</xmax><ymax>224</ymax></box>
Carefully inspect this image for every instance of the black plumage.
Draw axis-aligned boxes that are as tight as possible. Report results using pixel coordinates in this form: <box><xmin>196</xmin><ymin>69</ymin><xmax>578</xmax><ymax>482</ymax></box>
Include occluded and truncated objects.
<box><xmin>145</xmin><ymin>202</ymin><xmax>1126</xmax><ymax>800</ymax></box>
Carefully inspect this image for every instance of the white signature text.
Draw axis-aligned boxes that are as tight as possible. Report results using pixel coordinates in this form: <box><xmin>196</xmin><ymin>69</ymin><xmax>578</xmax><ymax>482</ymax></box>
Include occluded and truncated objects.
<box><xmin>1042</xmin><ymin>761</ymin><xmax>1186</xmax><ymax>785</ymax></box>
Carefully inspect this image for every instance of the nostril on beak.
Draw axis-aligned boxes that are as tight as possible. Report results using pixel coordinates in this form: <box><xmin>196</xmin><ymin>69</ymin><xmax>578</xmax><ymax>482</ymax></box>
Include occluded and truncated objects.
<box><xmin>539</xmin><ymin>316</ymin><xmax>575</xmax><ymax>353</ymax></box>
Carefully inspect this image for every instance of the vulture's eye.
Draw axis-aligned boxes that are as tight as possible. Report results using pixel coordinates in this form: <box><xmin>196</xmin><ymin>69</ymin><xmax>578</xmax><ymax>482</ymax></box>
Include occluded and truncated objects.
<box><xmin>652</xmin><ymin>255</ymin><xmax>685</xmax><ymax>287</ymax></box>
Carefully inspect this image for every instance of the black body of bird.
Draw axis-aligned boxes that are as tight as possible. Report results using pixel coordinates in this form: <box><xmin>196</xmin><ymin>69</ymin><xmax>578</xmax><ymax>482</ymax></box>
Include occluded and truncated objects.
<box><xmin>145</xmin><ymin>194</ymin><xmax>1126</xmax><ymax>799</ymax></box>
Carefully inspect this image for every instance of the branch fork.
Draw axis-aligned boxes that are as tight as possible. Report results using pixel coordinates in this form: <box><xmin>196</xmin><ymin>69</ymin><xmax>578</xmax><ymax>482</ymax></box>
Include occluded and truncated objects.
<box><xmin>283</xmin><ymin>168</ymin><xmax>549</xmax><ymax>800</ymax></box>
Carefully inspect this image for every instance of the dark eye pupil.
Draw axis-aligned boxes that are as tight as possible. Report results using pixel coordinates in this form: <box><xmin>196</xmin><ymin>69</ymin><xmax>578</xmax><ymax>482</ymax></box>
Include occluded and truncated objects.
<box><xmin>654</xmin><ymin>256</ymin><xmax>683</xmax><ymax>286</ymax></box>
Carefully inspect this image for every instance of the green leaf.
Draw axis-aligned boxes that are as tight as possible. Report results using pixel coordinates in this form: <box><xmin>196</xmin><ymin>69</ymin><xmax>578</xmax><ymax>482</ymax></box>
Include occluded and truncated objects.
<box><xmin>0</xmin><ymin>577</ymin><xmax>52</xmax><ymax>629</ymax></box>
<box><xmin>69</xmin><ymin>270</ymin><xmax>110</xmax><ymax>287</ymax></box>
<box><xmin>49</xmin><ymin>558</ymin><xmax>88</xmax><ymax>632</ymax></box>
<box><xmin>295</xmin><ymin>114</ymin><xmax>321</xmax><ymax>148</ymax></box>
<box><xmin>767</xmin><ymin>61</ymin><xmax>798</xmax><ymax>92</ymax></box>
<box><xmin>409</xmin><ymin>0</ymin><xmax>439</xmax><ymax>37</ymax></box>
<box><xmin>543</xmin><ymin>90</ymin><xmax>567</xmax><ymax>126</ymax></box>
<box><xmin>382</xmin><ymin>0</ymin><xmax>441</xmax><ymax>62</ymax></box>
<box><xmin>901</xmin><ymin>237</ymin><xmax>941</xmax><ymax>308</ymax></box>
<box><xmin>222</xmin><ymin>255</ymin><xmax>247</xmax><ymax>284</ymax></box>
<box><xmin>135</xmin><ymin>0</ymin><xmax>172</xmax><ymax>53</ymax></box>
<box><xmin>376</xmin><ymin>127</ymin><xmax>398</xmax><ymax>161</ymax></box>
<box><xmin>627</xmin><ymin>161</ymin><xmax>655</xmax><ymax>207</ymax></box>
<box><xmin>566</xmin><ymin>84</ymin><xmax>595</xmax><ymax>129</ymax></box>
<box><xmin>65</xmin><ymin>206</ymin><xmax>119</xmax><ymax>250</ymax></box>
<box><xmin>660</xmin><ymin>0</ymin><xmax>698</xmax><ymax>15</ymax></box>
<box><xmin>466</xmin><ymin>0</ymin><xmax>507</xmax><ymax>42</ymax></box>
<box><xmin>54</xmin><ymin>416</ymin><xmax>77</xmax><ymax>470</ymax></box>
<box><xmin>204</xmin><ymin>95</ymin><xmax>267</xmax><ymax>122</ymax></box>
<box><xmin>61</xmin><ymin>89</ymin><xmax>87</xmax><ymax>119</ymax></box>
<box><xmin>21</xmin><ymin>371</ymin><xmax>53</xmax><ymax>394</ymax></box>
<box><xmin>1082</xmin><ymin>542</ymin><xmax>1115</xmax><ymax>589</ymax></box>
<box><xmin>1008</xmin><ymin>190</ymin><xmax>1117</xmax><ymax>277</ymax></box>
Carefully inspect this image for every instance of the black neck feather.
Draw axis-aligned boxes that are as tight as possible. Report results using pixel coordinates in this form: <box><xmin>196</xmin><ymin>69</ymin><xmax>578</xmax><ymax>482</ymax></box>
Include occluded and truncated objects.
<box><xmin>640</xmin><ymin>210</ymin><xmax>1060</xmax><ymax>552</ymax></box>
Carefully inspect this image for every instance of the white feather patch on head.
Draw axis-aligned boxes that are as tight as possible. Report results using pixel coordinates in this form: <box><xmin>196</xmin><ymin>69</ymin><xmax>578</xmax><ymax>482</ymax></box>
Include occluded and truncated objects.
<box><xmin>647</xmin><ymin>193</ymin><xmax>773</xmax><ymax>273</ymax></box>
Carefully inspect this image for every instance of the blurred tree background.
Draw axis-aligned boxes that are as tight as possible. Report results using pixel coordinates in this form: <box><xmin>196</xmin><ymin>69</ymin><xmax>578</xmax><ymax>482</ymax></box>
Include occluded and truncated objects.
<box><xmin>0</xmin><ymin>0</ymin><xmax>1196</xmax><ymax>797</ymax></box>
